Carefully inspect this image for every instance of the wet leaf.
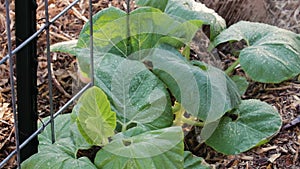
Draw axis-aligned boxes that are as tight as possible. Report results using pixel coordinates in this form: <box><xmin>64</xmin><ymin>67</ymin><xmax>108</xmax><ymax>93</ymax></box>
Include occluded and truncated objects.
<box><xmin>38</xmin><ymin>114</ymin><xmax>72</xmax><ymax>147</ymax></box>
<box><xmin>231</xmin><ymin>75</ymin><xmax>249</xmax><ymax>95</ymax></box>
<box><xmin>211</xmin><ymin>21</ymin><xmax>300</xmax><ymax>83</ymax></box>
<box><xmin>140</xmin><ymin>46</ymin><xmax>240</xmax><ymax>122</ymax></box>
<box><xmin>206</xmin><ymin>99</ymin><xmax>282</xmax><ymax>155</ymax></box>
<box><xmin>94</xmin><ymin>126</ymin><xmax>184</xmax><ymax>169</ymax></box>
<box><xmin>22</xmin><ymin>138</ymin><xmax>96</xmax><ymax>169</ymax></box>
<box><xmin>136</xmin><ymin>0</ymin><xmax>226</xmax><ymax>39</ymax></box>
<box><xmin>92</xmin><ymin>53</ymin><xmax>173</xmax><ymax>130</ymax></box>
<box><xmin>77</xmin><ymin>6</ymin><xmax>200</xmax><ymax>58</ymax></box>
<box><xmin>22</xmin><ymin>114</ymin><xmax>96</xmax><ymax>169</ymax></box>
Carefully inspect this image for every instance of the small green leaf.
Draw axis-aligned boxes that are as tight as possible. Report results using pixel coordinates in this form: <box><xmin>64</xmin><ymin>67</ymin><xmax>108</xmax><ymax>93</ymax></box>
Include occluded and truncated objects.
<box><xmin>94</xmin><ymin>126</ymin><xmax>184</xmax><ymax>169</ymax></box>
<box><xmin>231</xmin><ymin>75</ymin><xmax>249</xmax><ymax>95</ymax></box>
<box><xmin>22</xmin><ymin>138</ymin><xmax>97</xmax><ymax>169</ymax></box>
<box><xmin>206</xmin><ymin>99</ymin><xmax>282</xmax><ymax>155</ymax></box>
<box><xmin>184</xmin><ymin>151</ymin><xmax>210</xmax><ymax>169</ymax></box>
<box><xmin>72</xmin><ymin>86</ymin><xmax>116</xmax><ymax>146</ymax></box>
<box><xmin>212</xmin><ymin>21</ymin><xmax>300</xmax><ymax>83</ymax></box>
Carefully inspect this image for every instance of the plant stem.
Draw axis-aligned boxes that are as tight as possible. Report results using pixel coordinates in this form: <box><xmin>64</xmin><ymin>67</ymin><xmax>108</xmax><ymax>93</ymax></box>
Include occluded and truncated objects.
<box><xmin>181</xmin><ymin>117</ymin><xmax>204</xmax><ymax>127</ymax></box>
<box><xmin>122</xmin><ymin>123</ymin><xmax>127</xmax><ymax>132</ymax></box>
<box><xmin>173</xmin><ymin>102</ymin><xmax>185</xmax><ymax>126</ymax></box>
<box><xmin>182</xmin><ymin>45</ymin><xmax>190</xmax><ymax>60</ymax></box>
<box><xmin>117</xmin><ymin>120</ymin><xmax>128</xmax><ymax>132</ymax></box>
<box><xmin>172</xmin><ymin>102</ymin><xmax>181</xmax><ymax>113</ymax></box>
<box><xmin>173</xmin><ymin>102</ymin><xmax>204</xmax><ymax>127</ymax></box>
<box><xmin>225</xmin><ymin>57</ymin><xmax>240</xmax><ymax>75</ymax></box>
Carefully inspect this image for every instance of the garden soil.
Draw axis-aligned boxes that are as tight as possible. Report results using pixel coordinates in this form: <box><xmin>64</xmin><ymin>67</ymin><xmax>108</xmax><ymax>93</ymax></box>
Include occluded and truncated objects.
<box><xmin>0</xmin><ymin>0</ymin><xmax>299</xmax><ymax>168</ymax></box>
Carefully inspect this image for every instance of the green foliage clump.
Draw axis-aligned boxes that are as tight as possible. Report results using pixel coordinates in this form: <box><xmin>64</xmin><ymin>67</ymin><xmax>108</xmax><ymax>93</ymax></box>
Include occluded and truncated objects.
<box><xmin>22</xmin><ymin>0</ymin><xmax>300</xmax><ymax>168</ymax></box>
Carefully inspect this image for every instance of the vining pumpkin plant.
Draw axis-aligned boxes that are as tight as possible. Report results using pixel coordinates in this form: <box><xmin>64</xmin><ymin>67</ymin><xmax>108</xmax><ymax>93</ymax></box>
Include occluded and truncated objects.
<box><xmin>21</xmin><ymin>0</ymin><xmax>300</xmax><ymax>168</ymax></box>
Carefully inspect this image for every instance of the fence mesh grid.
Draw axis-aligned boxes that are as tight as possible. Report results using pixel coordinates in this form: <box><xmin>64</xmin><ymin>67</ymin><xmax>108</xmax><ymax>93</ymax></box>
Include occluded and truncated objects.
<box><xmin>0</xmin><ymin>0</ymin><xmax>94</xmax><ymax>168</ymax></box>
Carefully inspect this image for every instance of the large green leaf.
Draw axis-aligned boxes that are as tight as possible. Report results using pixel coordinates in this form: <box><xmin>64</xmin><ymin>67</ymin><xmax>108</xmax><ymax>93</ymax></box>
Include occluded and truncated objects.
<box><xmin>136</xmin><ymin>0</ymin><xmax>226</xmax><ymax>39</ymax></box>
<box><xmin>92</xmin><ymin>53</ymin><xmax>173</xmax><ymax>130</ymax></box>
<box><xmin>38</xmin><ymin>113</ymin><xmax>90</xmax><ymax>150</ymax></box>
<box><xmin>184</xmin><ymin>151</ymin><xmax>210</xmax><ymax>169</ymax></box>
<box><xmin>77</xmin><ymin>7</ymin><xmax>200</xmax><ymax>57</ymax></box>
<box><xmin>70</xmin><ymin>117</ymin><xmax>93</xmax><ymax>149</ymax></box>
<box><xmin>22</xmin><ymin>138</ymin><xmax>97</xmax><ymax>169</ymax></box>
<box><xmin>72</xmin><ymin>86</ymin><xmax>116</xmax><ymax>146</ymax></box>
<box><xmin>206</xmin><ymin>99</ymin><xmax>282</xmax><ymax>155</ymax></box>
<box><xmin>137</xmin><ymin>46</ymin><xmax>240</xmax><ymax>123</ymax></box>
<box><xmin>94</xmin><ymin>126</ymin><xmax>184</xmax><ymax>169</ymax></box>
<box><xmin>23</xmin><ymin>114</ymin><xmax>95</xmax><ymax>168</ymax></box>
<box><xmin>38</xmin><ymin>114</ymin><xmax>91</xmax><ymax>151</ymax></box>
<box><xmin>211</xmin><ymin>21</ymin><xmax>300</xmax><ymax>83</ymax></box>
<box><xmin>38</xmin><ymin>114</ymin><xmax>72</xmax><ymax>146</ymax></box>
<box><xmin>50</xmin><ymin>7</ymin><xmax>201</xmax><ymax>82</ymax></box>
<box><xmin>77</xmin><ymin>7</ymin><xmax>127</xmax><ymax>52</ymax></box>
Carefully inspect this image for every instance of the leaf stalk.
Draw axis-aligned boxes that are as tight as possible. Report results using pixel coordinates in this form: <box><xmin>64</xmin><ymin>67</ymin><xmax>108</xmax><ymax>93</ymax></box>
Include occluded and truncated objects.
<box><xmin>225</xmin><ymin>57</ymin><xmax>240</xmax><ymax>75</ymax></box>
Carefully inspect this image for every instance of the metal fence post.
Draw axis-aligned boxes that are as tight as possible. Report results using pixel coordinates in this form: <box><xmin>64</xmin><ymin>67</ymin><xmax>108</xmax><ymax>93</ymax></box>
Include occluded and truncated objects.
<box><xmin>15</xmin><ymin>0</ymin><xmax>38</xmax><ymax>162</ymax></box>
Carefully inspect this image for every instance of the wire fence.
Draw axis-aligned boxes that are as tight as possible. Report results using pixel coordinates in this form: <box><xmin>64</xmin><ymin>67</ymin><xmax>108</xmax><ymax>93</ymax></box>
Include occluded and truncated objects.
<box><xmin>0</xmin><ymin>0</ymin><xmax>94</xmax><ymax>168</ymax></box>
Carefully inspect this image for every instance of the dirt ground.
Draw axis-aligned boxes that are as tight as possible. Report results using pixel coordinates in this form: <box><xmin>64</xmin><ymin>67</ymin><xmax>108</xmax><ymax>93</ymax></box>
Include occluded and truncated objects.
<box><xmin>0</xmin><ymin>0</ymin><xmax>300</xmax><ymax>168</ymax></box>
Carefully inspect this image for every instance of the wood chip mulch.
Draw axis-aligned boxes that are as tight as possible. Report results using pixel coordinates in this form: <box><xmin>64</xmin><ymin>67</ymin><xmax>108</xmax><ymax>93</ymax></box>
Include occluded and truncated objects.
<box><xmin>1</xmin><ymin>0</ymin><xmax>300</xmax><ymax>168</ymax></box>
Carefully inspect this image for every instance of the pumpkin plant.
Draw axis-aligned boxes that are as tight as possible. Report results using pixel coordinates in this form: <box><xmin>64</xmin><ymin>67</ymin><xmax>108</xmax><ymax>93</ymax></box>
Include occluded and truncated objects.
<box><xmin>20</xmin><ymin>0</ymin><xmax>295</xmax><ymax>168</ymax></box>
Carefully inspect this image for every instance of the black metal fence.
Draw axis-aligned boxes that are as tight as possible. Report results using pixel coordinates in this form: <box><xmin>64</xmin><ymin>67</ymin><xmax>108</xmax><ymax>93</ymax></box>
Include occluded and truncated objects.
<box><xmin>0</xmin><ymin>0</ymin><xmax>94</xmax><ymax>168</ymax></box>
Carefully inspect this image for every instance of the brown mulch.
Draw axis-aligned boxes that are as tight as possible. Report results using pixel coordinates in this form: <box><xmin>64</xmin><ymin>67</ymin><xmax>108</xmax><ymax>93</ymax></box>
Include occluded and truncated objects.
<box><xmin>0</xmin><ymin>0</ymin><xmax>300</xmax><ymax>168</ymax></box>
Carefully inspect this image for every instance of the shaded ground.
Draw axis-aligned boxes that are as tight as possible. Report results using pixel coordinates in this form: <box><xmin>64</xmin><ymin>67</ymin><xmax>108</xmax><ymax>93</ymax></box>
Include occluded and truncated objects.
<box><xmin>0</xmin><ymin>0</ymin><xmax>299</xmax><ymax>168</ymax></box>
